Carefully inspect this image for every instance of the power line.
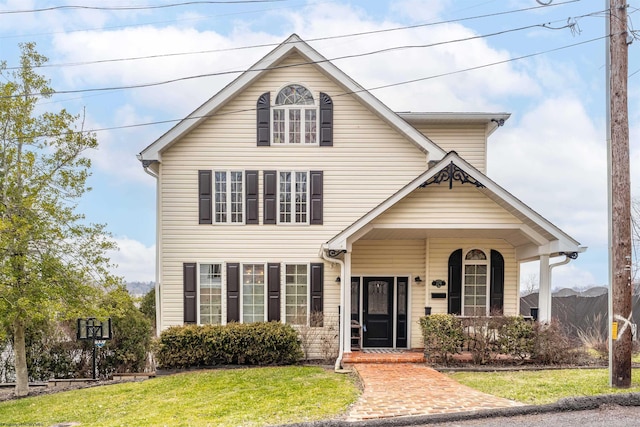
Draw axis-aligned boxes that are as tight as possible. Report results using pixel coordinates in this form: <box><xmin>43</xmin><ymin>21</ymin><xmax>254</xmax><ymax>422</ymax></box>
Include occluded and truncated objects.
<box><xmin>9</xmin><ymin>34</ymin><xmax>605</xmax><ymax>142</ymax></box>
<box><xmin>0</xmin><ymin>13</ymin><xmax>602</xmax><ymax>99</ymax></box>
<box><xmin>2</xmin><ymin>0</ymin><xmax>586</xmax><ymax>71</ymax></box>
<box><xmin>0</xmin><ymin>0</ymin><xmax>321</xmax><ymax>41</ymax></box>
<box><xmin>0</xmin><ymin>0</ymin><xmax>287</xmax><ymax>14</ymax></box>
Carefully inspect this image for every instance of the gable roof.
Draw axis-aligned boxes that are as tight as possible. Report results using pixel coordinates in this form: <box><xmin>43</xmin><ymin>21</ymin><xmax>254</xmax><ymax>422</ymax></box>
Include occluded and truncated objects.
<box><xmin>137</xmin><ymin>34</ymin><xmax>447</xmax><ymax>163</ymax></box>
<box><xmin>324</xmin><ymin>151</ymin><xmax>585</xmax><ymax>259</ymax></box>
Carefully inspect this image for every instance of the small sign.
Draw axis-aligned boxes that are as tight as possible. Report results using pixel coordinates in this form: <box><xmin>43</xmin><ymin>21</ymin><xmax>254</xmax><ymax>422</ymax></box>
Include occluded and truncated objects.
<box><xmin>612</xmin><ymin>321</ymin><xmax>619</xmax><ymax>340</ymax></box>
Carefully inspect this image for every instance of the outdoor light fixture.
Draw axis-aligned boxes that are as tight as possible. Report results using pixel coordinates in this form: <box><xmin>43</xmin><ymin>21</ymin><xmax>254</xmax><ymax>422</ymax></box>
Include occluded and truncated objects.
<box><xmin>414</xmin><ymin>276</ymin><xmax>423</xmax><ymax>284</ymax></box>
<box><xmin>335</xmin><ymin>276</ymin><xmax>341</xmax><ymax>283</ymax></box>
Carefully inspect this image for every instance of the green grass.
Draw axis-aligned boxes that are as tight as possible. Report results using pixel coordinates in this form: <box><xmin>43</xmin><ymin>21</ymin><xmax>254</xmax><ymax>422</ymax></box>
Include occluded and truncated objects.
<box><xmin>449</xmin><ymin>368</ymin><xmax>640</xmax><ymax>405</ymax></box>
<box><xmin>0</xmin><ymin>366</ymin><xmax>358</xmax><ymax>427</ymax></box>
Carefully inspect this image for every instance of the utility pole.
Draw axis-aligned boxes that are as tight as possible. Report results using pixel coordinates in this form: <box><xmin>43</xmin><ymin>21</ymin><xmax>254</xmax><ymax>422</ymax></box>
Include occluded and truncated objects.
<box><xmin>608</xmin><ymin>0</ymin><xmax>632</xmax><ymax>388</ymax></box>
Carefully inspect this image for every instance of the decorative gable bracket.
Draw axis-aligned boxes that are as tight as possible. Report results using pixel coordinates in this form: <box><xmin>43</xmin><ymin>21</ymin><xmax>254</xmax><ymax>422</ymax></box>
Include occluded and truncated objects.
<box><xmin>420</xmin><ymin>161</ymin><xmax>484</xmax><ymax>190</ymax></box>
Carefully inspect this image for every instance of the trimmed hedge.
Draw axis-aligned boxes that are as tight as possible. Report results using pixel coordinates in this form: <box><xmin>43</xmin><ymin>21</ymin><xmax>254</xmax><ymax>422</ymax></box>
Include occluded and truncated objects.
<box><xmin>419</xmin><ymin>314</ymin><xmax>464</xmax><ymax>364</ymax></box>
<box><xmin>156</xmin><ymin>322</ymin><xmax>303</xmax><ymax>369</ymax></box>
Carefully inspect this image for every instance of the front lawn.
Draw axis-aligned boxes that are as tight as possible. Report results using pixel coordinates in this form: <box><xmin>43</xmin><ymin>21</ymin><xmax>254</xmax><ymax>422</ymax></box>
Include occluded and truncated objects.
<box><xmin>449</xmin><ymin>368</ymin><xmax>640</xmax><ymax>405</ymax></box>
<box><xmin>0</xmin><ymin>366</ymin><xmax>358</xmax><ymax>427</ymax></box>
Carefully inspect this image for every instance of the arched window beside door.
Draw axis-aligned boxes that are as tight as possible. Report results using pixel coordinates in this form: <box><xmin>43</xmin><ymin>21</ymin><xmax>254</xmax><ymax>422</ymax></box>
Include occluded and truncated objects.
<box><xmin>448</xmin><ymin>248</ymin><xmax>504</xmax><ymax>316</ymax></box>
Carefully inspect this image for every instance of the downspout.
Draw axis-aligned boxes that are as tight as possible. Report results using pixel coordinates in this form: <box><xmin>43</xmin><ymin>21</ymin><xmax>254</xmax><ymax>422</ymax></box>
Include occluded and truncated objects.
<box><xmin>549</xmin><ymin>252</ymin><xmax>578</xmax><ymax>307</ymax></box>
<box><xmin>141</xmin><ymin>160</ymin><xmax>162</xmax><ymax>335</ymax></box>
<box><xmin>320</xmin><ymin>244</ymin><xmax>346</xmax><ymax>372</ymax></box>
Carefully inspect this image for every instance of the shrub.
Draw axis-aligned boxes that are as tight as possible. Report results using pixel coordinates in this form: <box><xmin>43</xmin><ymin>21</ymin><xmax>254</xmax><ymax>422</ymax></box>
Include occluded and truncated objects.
<box><xmin>532</xmin><ymin>319</ymin><xmax>585</xmax><ymax>365</ymax></box>
<box><xmin>156</xmin><ymin>322</ymin><xmax>303</xmax><ymax>369</ymax></box>
<box><xmin>419</xmin><ymin>314</ymin><xmax>464</xmax><ymax>365</ymax></box>
<box><xmin>498</xmin><ymin>316</ymin><xmax>535</xmax><ymax>362</ymax></box>
<box><xmin>461</xmin><ymin>317</ymin><xmax>504</xmax><ymax>365</ymax></box>
<box><xmin>95</xmin><ymin>286</ymin><xmax>153</xmax><ymax>377</ymax></box>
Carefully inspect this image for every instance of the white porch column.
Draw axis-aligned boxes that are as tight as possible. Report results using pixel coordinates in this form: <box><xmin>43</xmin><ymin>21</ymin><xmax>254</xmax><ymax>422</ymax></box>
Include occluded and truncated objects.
<box><xmin>538</xmin><ymin>254</ymin><xmax>552</xmax><ymax>322</ymax></box>
<box><xmin>343</xmin><ymin>251</ymin><xmax>352</xmax><ymax>353</ymax></box>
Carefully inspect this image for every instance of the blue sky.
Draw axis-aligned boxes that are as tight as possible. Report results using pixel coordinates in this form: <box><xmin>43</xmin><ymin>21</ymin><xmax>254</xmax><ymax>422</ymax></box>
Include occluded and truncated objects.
<box><xmin>0</xmin><ymin>0</ymin><xmax>635</xmax><ymax>290</ymax></box>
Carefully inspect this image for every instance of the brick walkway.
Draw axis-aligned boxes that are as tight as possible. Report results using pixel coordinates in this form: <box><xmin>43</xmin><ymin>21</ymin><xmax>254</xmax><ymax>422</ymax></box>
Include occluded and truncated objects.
<box><xmin>346</xmin><ymin>363</ymin><xmax>523</xmax><ymax>421</ymax></box>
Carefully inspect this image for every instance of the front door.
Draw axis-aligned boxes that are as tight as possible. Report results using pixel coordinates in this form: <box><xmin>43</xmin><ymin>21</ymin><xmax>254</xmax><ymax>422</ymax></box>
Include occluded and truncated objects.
<box><xmin>363</xmin><ymin>277</ymin><xmax>394</xmax><ymax>347</ymax></box>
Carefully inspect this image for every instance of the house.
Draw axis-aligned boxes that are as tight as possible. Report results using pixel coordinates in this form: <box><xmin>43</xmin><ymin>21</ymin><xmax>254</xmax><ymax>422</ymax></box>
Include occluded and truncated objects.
<box><xmin>137</xmin><ymin>34</ymin><xmax>585</xmax><ymax>365</ymax></box>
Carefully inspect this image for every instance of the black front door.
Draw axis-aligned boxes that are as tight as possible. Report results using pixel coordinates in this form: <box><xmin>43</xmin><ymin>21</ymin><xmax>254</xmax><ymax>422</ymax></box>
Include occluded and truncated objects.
<box><xmin>363</xmin><ymin>277</ymin><xmax>394</xmax><ymax>347</ymax></box>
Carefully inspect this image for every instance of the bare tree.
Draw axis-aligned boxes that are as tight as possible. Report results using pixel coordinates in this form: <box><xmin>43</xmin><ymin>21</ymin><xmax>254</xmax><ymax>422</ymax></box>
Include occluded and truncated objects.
<box><xmin>521</xmin><ymin>273</ymin><xmax>539</xmax><ymax>296</ymax></box>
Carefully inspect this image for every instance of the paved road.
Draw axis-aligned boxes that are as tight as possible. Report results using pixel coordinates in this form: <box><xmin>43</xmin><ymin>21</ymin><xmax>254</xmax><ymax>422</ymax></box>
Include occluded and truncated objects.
<box><xmin>423</xmin><ymin>405</ymin><xmax>640</xmax><ymax>427</ymax></box>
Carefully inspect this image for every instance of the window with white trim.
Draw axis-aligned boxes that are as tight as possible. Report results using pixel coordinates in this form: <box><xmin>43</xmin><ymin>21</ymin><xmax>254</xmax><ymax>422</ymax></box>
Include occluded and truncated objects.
<box><xmin>279</xmin><ymin>171</ymin><xmax>308</xmax><ymax>224</ymax></box>
<box><xmin>463</xmin><ymin>249</ymin><xmax>488</xmax><ymax>316</ymax></box>
<box><xmin>273</xmin><ymin>84</ymin><xmax>317</xmax><ymax>144</ymax></box>
<box><xmin>199</xmin><ymin>263</ymin><xmax>222</xmax><ymax>324</ymax></box>
<box><xmin>285</xmin><ymin>264</ymin><xmax>308</xmax><ymax>325</ymax></box>
<box><xmin>214</xmin><ymin>171</ymin><xmax>243</xmax><ymax>223</ymax></box>
<box><xmin>242</xmin><ymin>264</ymin><xmax>265</xmax><ymax>323</ymax></box>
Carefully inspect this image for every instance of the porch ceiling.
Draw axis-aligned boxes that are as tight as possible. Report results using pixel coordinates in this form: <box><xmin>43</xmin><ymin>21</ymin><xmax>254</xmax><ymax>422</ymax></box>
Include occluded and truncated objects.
<box><xmin>355</xmin><ymin>226</ymin><xmax>531</xmax><ymax>247</ymax></box>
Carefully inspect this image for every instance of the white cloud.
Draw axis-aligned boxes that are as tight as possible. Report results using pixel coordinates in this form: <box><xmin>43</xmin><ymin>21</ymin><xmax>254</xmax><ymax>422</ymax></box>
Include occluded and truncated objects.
<box><xmin>108</xmin><ymin>237</ymin><xmax>155</xmax><ymax>283</ymax></box>
<box><xmin>489</xmin><ymin>95</ymin><xmax>607</xmax><ymax>247</ymax></box>
<box><xmin>520</xmin><ymin>259</ymin><xmax>599</xmax><ymax>291</ymax></box>
<box><xmin>86</xmin><ymin>104</ymin><xmax>158</xmax><ymax>185</ymax></box>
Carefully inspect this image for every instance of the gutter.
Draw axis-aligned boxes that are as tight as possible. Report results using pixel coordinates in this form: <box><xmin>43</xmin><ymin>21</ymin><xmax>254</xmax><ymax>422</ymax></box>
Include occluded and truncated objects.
<box><xmin>320</xmin><ymin>244</ymin><xmax>346</xmax><ymax>372</ymax></box>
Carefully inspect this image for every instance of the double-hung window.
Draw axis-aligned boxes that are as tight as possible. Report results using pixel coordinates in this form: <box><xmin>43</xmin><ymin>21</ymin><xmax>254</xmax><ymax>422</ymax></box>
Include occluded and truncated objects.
<box><xmin>214</xmin><ymin>171</ymin><xmax>243</xmax><ymax>223</ymax></box>
<box><xmin>273</xmin><ymin>84</ymin><xmax>317</xmax><ymax>145</ymax></box>
<box><xmin>242</xmin><ymin>264</ymin><xmax>266</xmax><ymax>323</ymax></box>
<box><xmin>285</xmin><ymin>264</ymin><xmax>308</xmax><ymax>325</ymax></box>
<box><xmin>200</xmin><ymin>263</ymin><xmax>222</xmax><ymax>324</ymax></box>
<box><xmin>279</xmin><ymin>171</ymin><xmax>308</xmax><ymax>224</ymax></box>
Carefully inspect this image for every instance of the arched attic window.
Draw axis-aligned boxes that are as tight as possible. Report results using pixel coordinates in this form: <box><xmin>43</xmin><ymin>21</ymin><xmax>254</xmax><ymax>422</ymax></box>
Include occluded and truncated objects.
<box><xmin>256</xmin><ymin>85</ymin><xmax>333</xmax><ymax>146</ymax></box>
<box><xmin>274</xmin><ymin>84</ymin><xmax>316</xmax><ymax>144</ymax></box>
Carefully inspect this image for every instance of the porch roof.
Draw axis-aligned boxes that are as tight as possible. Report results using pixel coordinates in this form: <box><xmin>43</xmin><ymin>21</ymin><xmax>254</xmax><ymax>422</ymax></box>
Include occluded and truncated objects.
<box><xmin>324</xmin><ymin>151</ymin><xmax>586</xmax><ymax>261</ymax></box>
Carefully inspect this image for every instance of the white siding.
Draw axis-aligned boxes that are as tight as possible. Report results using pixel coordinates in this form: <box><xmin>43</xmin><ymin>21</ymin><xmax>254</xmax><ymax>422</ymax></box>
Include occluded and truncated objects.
<box><xmin>413</xmin><ymin>124</ymin><xmax>487</xmax><ymax>172</ymax></box>
<box><xmin>373</xmin><ymin>182</ymin><xmax>521</xmax><ymax>226</ymax></box>
<box><xmin>156</xmin><ymin>50</ymin><xmax>520</xmax><ymax>354</ymax></box>
<box><xmin>157</xmin><ymin>52</ymin><xmax>430</xmax><ymax>331</ymax></box>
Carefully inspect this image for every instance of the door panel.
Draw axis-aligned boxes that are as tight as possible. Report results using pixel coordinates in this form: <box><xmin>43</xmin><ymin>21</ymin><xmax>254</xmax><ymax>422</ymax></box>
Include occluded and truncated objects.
<box><xmin>363</xmin><ymin>277</ymin><xmax>393</xmax><ymax>348</ymax></box>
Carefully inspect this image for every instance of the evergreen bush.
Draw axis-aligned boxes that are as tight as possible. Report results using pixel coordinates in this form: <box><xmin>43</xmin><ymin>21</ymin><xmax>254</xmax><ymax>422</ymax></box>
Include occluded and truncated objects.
<box><xmin>156</xmin><ymin>322</ymin><xmax>303</xmax><ymax>369</ymax></box>
<box><xmin>419</xmin><ymin>314</ymin><xmax>464</xmax><ymax>365</ymax></box>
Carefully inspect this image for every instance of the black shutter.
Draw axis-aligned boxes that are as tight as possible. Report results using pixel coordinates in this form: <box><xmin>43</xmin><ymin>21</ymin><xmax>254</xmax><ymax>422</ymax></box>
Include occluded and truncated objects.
<box><xmin>227</xmin><ymin>263</ymin><xmax>240</xmax><ymax>322</ymax></box>
<box><xmin>183</xmin><ymin>263</ymin><xmax>197</xmax><ymax>324</ymax></box>
<box><xmin>490</xmin><ymin>250</ymin><xmax>505</xmax><ymax>314</ymax></box>
<box><xmin>447</xmin><ymin>249</ymin><xmax>462</xmax><ymax>315</ymax></box>
<box><xmin>263</xmin><ymin>170</ymin><xmax>277</xmax><ymax>224</ymax></box>
<box><xmin>245</xmin><ymin>170</ymin><xmax>259</xmax><ymax>224</ymax></box>
<box><xmin>319</xmin><ymin>92</ymin><xmax>333</xmax><ymax>146</ymax></box>
<box><xmin>267</xmin><ymin>263</ymin><xmax>281</xmax><ymax>321</ymax></box>
<box><xmin>198</xmin><ymin>170</ymin><xmax>212</xmax><ymax>224</ymax></box>
<box><xmin>257</xmin><ymin>92</ymin><xmax>270</xmax><ymax>146</ymax></box>
<box><xmin>310</xmin><ymin>263</ymin><xmax>324</xmax><ymax>326</ymax></box>
<box><xmin>310</xmin><ymin>171</ymin><xmax>323</xmax><ymax>225</ymax></box>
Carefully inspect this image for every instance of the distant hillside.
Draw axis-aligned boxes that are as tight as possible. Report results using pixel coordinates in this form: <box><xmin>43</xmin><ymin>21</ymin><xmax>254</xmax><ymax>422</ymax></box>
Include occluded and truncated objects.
<box><xmin>126</xmin><ymin>281</ymin><xmax>154</xmax><ymax>296</ymax></box>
